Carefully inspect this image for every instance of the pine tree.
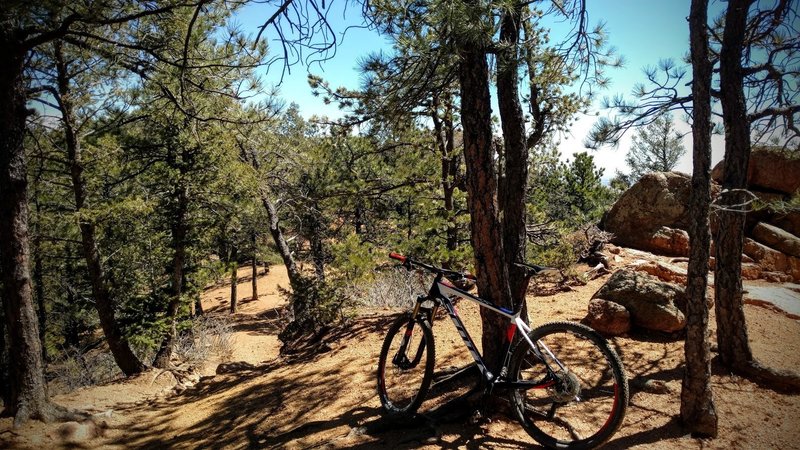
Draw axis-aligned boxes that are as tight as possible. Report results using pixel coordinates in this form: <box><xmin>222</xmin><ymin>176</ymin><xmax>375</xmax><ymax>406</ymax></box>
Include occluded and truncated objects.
<box><xmin>625</xmin><ymin>112</ymin><xmax>685</xmax><ymax>181</ymax></box>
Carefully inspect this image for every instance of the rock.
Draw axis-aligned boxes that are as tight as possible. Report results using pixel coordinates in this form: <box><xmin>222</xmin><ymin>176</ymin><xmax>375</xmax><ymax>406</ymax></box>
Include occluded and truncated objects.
<box><xmin>764</xmin><ymin>271</ymin><xmax>793</xmax><ymax>283</ymax></box>
<box><xmin>631</xmin><ymin>260</ymin><xmax>688</xmax><ymax>284</ymax></box>
<box><xmin>648</xmin><ymin>227</ymin><xmax>690</xmax><ymax>256</ymax></box>
<box><xmin>790</xmin><ymin>257</ymin><xmax>800</xmax><ymax>281</ymax></box>
<box><xmin>752</xmin><ymin>222</ymin><xmax>800</xmax><ymax>258</ymax></box>
<box><xmin>632</xmin><ymin>378</ymin><xmax>673</xmax><ymax>395</ymax></box>
<box><xmin>593</xmin><ymin>270</ymin><xmax>687</xmax><ymax>333</ymax></box>
<box><xmin>768</xmin><ymin>209</ymin><xmax>800</xmax><ymax>237</ymax></box>
<box><xmin>712</xmin><ymin>147</ymin><xmax>800</xmax><ymax>195</ymax></box>
<box><xmin>582</xmin><ymin>299</ymin><xmax>631</xmax><ymax>336</ymax></box>
<box><xmin>741</xmin><ymin>263</ymin><xmax>763</xmax><ymax>280</ymax></box>
<box><xmin>744</xmin><ymin>238</ymin><xmax>790</xmax><ymax>273</ymax></box>
<box><xmin>603</xmin><ymin>172</ymin><xmax>717</xmax><ymax>256</ymax></box>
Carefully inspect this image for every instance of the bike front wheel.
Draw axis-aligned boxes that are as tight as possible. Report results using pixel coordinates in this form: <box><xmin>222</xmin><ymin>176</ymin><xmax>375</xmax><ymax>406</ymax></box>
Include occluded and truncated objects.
<box><xmin>509</xmin><ymin>321</ymin><xmax>628</xmax><ymax>449</ymax></box>
<box><xmin>377</xmin><ymin>313</ymin><xmax>435</xmax><ymax>416</ymax></box>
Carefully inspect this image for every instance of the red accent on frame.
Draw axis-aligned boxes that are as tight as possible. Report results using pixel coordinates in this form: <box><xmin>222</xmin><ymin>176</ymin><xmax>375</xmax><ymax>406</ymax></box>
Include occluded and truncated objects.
<box><xmin>505</xmin><ymin>323</ymin><xmax>518</xmax><ymax>342</ymax></box>
<box><xmin>389</xmin><ymin>252</ymin><xmax>406</xmax><ymax>263</ymax></box>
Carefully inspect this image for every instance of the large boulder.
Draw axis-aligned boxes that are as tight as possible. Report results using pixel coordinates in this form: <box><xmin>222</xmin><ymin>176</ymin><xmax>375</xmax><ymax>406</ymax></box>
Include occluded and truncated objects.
<box><xmin>603</xmin><ymin>172</ymin><xmax>719</xmax><ymax>256</ymax></box>
<box><xmin>711</xmin><ymin>147</ymin><xmax>800</xmax><ymax>195</ymax></box>
<box><xmin>630</xmin><ymin>260</ymin><xmax>688</xmax><ymax>284</ymax></box>
<box><xmin>593</xmin><ymin>270</ymin><xmax>687</xmax><ymax>333</ymax></box>
<box><xmin>752</xmin><ymin>222</ymin><xmax>800</xmax><ymax>258</ymax></box>
<box><xmin>648</xmin><ymin>227</ymin><xmax>690</xmax><ymax>256</ymax></box>
<box><xmin>582</xmin><ymin>299</ymin><xmax>631</xmax><ymax>336</ymax></box>
<box><xmin>744</xmin><ymin>238</ymin><xmax>791</xmax><ymax>273</ymax></box>
<box><xmin>768</xmin><ymin>209</ymin><xmax>800</xmax><ymax>237</ymax></box>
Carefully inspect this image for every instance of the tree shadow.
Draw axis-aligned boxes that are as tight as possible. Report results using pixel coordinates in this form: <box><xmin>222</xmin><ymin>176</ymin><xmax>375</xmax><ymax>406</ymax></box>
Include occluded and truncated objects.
<box><xmin>228</xmin><ymin>307</ymin><xmax>288</xmax><ymax>336</ymax></box>
<box><xmin>603</xmin><ymin>416</ymin><xmax>686</xmax><ymax>449</ymax></box>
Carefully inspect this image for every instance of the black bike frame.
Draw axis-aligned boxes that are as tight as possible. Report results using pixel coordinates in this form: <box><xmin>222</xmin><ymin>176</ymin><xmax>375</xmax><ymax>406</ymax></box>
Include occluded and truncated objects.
<box><xmin>409</xmin><ymin>271</ymin><xmax>563</xmax><ymax>391</ymax></box>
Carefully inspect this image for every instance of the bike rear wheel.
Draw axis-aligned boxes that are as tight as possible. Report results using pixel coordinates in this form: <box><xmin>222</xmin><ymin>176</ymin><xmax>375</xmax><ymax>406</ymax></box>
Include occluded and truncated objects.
<box><xmin>509</xmin><ymin>321</ymin><xmax>628</xmax><ymax>449</ymax></box>
<box><xmin>377</xmin><ymin>313</ymin><xmax>435</xmax><ymax>416</ymax></box>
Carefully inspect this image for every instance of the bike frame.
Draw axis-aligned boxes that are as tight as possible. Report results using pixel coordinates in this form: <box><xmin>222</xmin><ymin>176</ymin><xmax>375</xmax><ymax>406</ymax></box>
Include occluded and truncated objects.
<box><xmin>408</xmin><ymin>271</ymin><xmax>562</xmax><ymax>392</ymax></box>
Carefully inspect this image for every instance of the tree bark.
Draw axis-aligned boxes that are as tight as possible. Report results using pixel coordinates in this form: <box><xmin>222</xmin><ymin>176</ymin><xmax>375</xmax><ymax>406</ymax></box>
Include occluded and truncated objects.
<box><xmin>0</xmin><ymin>295</ymin><xmax>9</xmax><ymax>407</ymax></box>
<box><xmin>264</xmin><ymin>198</ymin><xmax>304</xmax><ymax>293</ymax></box>
<box><xmin>32</xmin><ymin>211</ymin><xmax>47</xmax><ymax>362</ymax></box>
<box><xmin>230</xmin><ymin>246</ymin><xmax>238</xmax><ymax>314</ymax></box>
<box><xmin>680</xmin><ymin>0</ymin><xmax>718</xmax><ymax>437</ymax></box>
<box><xmin>153</xmin><ymin>180</ymin><xmax>188</xmax><ymax>369</ymax></box>
<box><xmin>0</xmin><ymin>28</ymin><xmax>60</xmax><ymax>425</ymax></box>
<box><xmin>497</xmin><ymin>1</ymin><xmax>531</xmax><ymax>306</ymax></box>
<box><xmin>54</xmin><ymin>41</ymin><xmax>145</xmax><ymax>376</ymax></box>
<box><xmin>308</xmin><ymin>209</ymin><xmax>325</xmax><ymax>283</ymax></box>
<box><xmin>714</xmin><ymin>0</ymin><xmax>753</xmax><ymax>369</ymax></box>
<box><xmin>458</xmin><ymin>21</ymin><xmax>515</xmax><ymax>374</ymax></box>
<box><xmin>711</xmin><ymin>0</ymin><xmax>800</xmax><ymax>392</ymax></box>
<box><xmin>431</xmin><ymin>93</ymin><xmax>460</xmax><ymax>266</ymax></box>
<box><xmin>263</xmin><ymin>196</ymin><xmax>316</xmax><ymax>324</ymax></box>
<box><xmin>251</xmin><ymin>232</ymin><xmax>258</xmax><ymax>301</ymax></box>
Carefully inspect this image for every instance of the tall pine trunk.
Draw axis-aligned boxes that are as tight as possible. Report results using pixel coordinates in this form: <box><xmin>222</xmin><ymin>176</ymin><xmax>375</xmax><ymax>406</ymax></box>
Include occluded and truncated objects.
<box><xmin>265</xmin><ymin>199</ymin><xmax>303</xmax><ymax>291</ymax></box>
<box><xmin>497</xmin><ymin>2</ymin><xmax>531</xmax><ymax>306</ymax></box>
<box><xmin>0</xmin><ymin>28</ymin><xmax>57</xmax><ymax>424</ymax></box>
<box><xmin>32</xmin><ymin>215</ymin><xmax>46</xmax><ymax>362</ymax></box>
<box><xmin>0</xmin><ymin>296</ymin><xmax>9</xmax><ymax>406</ymax></box>
<box><xmin>680</xmin><ymin>0</ymin><xmax>718</xmax><ymax>436</ymax></box>
<box><xmin>55</xmin><ymin>42</ymin><xmax>144</xmax><ymax>376</ymax></box>
<box><xmin>251</xmin><ymin>232</ymin><xmax>258</xmax><ymax>301</ymax></box>
<box><xmin>244</xmin><ymin>148</ymin><xmax>305</xmax><ymax>296</ymax></box>
<box><xmin>714</xmin><ymin>0</ymin><xmax>753</xmax><ymax>368</ymax></box>
<box><xmin>308</xmin><ymin>210</ymin><xmax>325</xmax><ymax>283</ymax></box>
<box><xmin>230</xmin><ymin>246</ymin><xmax>238</xmax><ymax>314</ymax></box>
<box><xmin>431</xmin><ymin>94</ymin><xmax>460</xmax><ymax>266</ymax></box>
<box><xmin>153</xmin><ymin>182</ymin><xmax>188</xmax><ymax>368</ymax></box>
<box><xmin>458</xmin><ymin>16</ymin><xmax>515</xmax><ymax>373</ymax></box>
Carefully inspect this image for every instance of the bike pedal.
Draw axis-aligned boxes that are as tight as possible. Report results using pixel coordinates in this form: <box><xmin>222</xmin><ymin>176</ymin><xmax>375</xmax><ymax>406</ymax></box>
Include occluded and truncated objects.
<box><xmin>468</xmin><ymin>409</ymin><xmax>485</xmax><ymax>425</ymax></box>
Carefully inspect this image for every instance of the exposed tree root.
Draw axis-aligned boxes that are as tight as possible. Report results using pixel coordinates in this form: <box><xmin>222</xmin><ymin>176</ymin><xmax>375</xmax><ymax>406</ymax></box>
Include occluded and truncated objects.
<box><xmin>12</xmin><ymin>401</ymin><xmax>87</xmax><ymax>428</ymax></box>
<box><xmin>735</xmin><ymin>359</ymin><xmax>800</xmax><ymax>393</ymax></box>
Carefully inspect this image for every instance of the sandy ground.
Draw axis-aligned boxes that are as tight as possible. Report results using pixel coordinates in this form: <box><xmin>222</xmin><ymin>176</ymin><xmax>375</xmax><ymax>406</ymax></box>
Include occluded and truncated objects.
<box><xmin>2</xmin><ymin>251</ymin><xmax>800</xmax><ymax>449</ymax></box>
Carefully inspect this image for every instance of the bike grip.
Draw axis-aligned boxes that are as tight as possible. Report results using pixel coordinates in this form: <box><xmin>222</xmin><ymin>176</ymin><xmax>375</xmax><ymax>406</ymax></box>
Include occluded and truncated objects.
<box><xmin>389</xmin><ymin>252</ymin><xmax>407</xmax><ymax>263</ymax></box>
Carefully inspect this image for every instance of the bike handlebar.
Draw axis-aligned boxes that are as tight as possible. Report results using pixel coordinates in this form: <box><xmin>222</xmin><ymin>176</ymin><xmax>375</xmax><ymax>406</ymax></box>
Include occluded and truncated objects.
<box><xmin>388</xmin><ymin>252</ymin><xmax>474</xmax><ymax>281</ymax></box>
<box><xmin>389</xmin><ymin>252</ymin><xmax>557</xmax><ymax>280</ymax></box>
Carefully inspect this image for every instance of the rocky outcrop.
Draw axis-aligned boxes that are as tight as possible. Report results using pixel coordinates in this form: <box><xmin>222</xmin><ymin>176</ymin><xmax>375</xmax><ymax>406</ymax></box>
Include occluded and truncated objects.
<box><xmin>582</xmin><ymin>299</ymin><xmax>631</xmax><ymax>336</ymax></box>
<box><xmin>744</xmin><ymin>238</ymin><xmax>800</xmax><ymax>280</ymax></box>
<box><xmin>592</xmin><ymin>270</ymin><xmax>687</xmax><ymax>333</ymax></box>
<box><xmin>712</xmin><ymin>147</ymin><xmax>800</xmax><ymax>195</ymax></box>
<box><xmin>752</xmin><ymin>222</ymin><xmax>800</xmax><ymax>258</ymax></box>
<box><xmin>767</xmin><ymin>210</ymin><xmax>800</xmax><ymax>237</ymax></box>
<box><xmin>603</xmin><ymin>172</ymin><xmax>703</xmax><ymax>256</ymax></box>
<box><xmin>630</xmin><ymin>260</ymin><xmax>688</xmax><ymax>284</ymax></box>
<box><xmin>648</xmin><ymin>227</ymin><xmax>690</xmax><ymax>256</ymax></box>
<box><xmin>603</xmin><ymin>164</ymin><xmax>800</xmax><ymax>281</ymax></box>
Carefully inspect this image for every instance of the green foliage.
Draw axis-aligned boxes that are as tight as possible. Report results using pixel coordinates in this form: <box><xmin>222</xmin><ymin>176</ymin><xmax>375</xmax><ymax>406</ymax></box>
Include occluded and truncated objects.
<box><xmin>625</xmin><ymin>112</ymin><xmax>686</xmax><ymax>181</ymax></box>
<box><xmin>330</xmin><ymin>233</ymin><xmax>377</xmax><ymax>286</ymax></box>
<box><xmin>528</xmin><ymin>147</ymin><xmax>616</xmax><ymax>229</ymax></box>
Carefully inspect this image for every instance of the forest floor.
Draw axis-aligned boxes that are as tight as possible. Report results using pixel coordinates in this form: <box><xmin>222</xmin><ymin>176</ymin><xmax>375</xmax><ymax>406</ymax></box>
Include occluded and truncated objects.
<box><xmin>2</xmin><ymin>249</ymin><xmax>800</xmax><ymax>449</ymax></box>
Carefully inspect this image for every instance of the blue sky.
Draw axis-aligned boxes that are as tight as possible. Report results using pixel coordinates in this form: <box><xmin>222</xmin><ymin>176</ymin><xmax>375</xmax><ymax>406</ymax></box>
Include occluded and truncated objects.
<box><xmin>234</xmin><ymin>0</ymin><xmax>728</xmax><ymax>179</ymax></box>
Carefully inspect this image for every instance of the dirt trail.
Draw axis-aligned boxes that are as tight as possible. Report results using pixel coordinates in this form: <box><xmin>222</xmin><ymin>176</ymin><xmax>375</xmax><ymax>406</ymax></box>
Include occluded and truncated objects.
<box><xmin>3</xmin><ymin>252</ymin><xmax>800</xmax><ymax>449</ymax></box>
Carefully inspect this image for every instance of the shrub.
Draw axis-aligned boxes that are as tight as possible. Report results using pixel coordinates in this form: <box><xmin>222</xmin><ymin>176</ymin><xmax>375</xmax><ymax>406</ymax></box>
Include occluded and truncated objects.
<box><xmin>345</xmin><ymin>269</ymin><xmax>428</xmax><ymax>309</ymax></box>
<box><xmin>173</xmin><ymin>315</ymin><xmax>235</xmax><ymax>365</ymax></box>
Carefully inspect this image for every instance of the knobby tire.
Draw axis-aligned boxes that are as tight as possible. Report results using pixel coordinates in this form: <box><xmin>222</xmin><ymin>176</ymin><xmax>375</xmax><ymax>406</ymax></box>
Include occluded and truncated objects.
<box><xmin>509</xmin><ymin>321</ymin><xmax>629</xmax><ymax>449</ymax></box>
<box><xmin>377</xmin><ymin>313</ymin><xmax>435</xmax><ymax>416</ymax></box>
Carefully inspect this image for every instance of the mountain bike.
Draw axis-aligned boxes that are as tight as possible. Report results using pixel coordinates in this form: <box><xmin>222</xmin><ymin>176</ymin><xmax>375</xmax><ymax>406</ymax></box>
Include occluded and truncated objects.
<box><xmin>377</xmin><ymin>253</ymin><xmax>628</xmax><ymax>450</ymax></box>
